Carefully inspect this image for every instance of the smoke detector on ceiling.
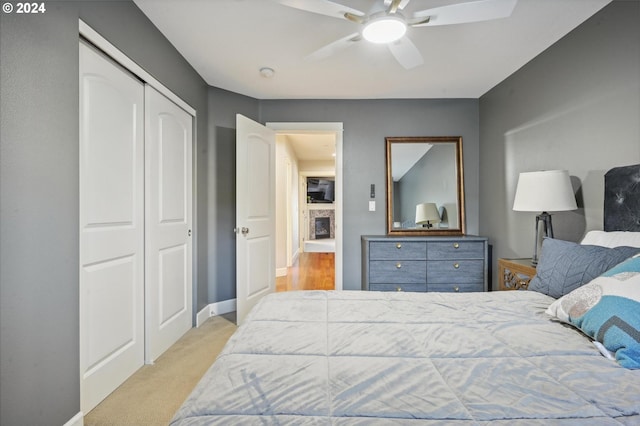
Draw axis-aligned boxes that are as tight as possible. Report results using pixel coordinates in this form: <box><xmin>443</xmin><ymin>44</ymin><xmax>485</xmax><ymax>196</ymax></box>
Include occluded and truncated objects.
<box><xmin>259</xmin><ymin>67</ymin><xmax>275</xmax><ymax>78</ymax></box>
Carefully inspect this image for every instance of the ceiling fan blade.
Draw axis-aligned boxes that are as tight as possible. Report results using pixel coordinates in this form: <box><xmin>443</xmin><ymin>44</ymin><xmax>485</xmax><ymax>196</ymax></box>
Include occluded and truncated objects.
<box><xmin>411</xmin><ymin>0</ymin><xmax>517</xmax><ymax>27</ymax></box>
<box><xmin>304</xmin><ymin>32</ymin><xmax>361</xmax><ymax>62</ymax></box>
<box><xmin>387</xmin><ymin>36</ymin><xmax>424</xmax><ymax>70</ymax></box>
<box><xmin>276</xmin><ymin>0</ymin><xmax>365</xmax><ymax>21</ymax></box>
<box><xmin>384</xmin><ymin>0</ymin><xmax>412</xmax><ymax>12</ymax></box>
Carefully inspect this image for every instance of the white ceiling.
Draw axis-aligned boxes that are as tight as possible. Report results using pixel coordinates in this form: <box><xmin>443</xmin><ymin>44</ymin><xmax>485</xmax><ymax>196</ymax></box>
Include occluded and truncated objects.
<box><xmin>134</xmin><ymin>0</ymin><xmax>612</xmax><ymax>100</ymax></box>
<box><xmin>392</xmin><ymin>143</ymin><xmax>433</xmax><ymax>181</ymax></box>
<box><xmin>282</xmin><ymin>133</ymin><xmax>337</xmax><ymax>161</ymax></box>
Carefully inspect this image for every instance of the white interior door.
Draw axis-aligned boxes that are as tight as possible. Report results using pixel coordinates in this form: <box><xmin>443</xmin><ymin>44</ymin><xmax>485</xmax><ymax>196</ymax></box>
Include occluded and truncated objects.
<box><xmin>79</xmin><ymin>42</ymin><xmax>145</xmax><ymax>413</ymax></box>
<box><xmin>145</xmin><ymin>86</ymin><xmax>193</xmax><ymax>363</ymax></box>
<box><xmin>236</xmin><ymin>115</ymin><xmax>276</xmax><ymax>324</ymax></box>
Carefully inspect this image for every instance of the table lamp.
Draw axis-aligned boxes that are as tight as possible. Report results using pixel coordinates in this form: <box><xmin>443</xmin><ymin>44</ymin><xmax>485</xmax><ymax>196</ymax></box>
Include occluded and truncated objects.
<box><xmin>513</xmin><ymin>170</ymin><xmax>577</xmax><ymax>264</ymax></box>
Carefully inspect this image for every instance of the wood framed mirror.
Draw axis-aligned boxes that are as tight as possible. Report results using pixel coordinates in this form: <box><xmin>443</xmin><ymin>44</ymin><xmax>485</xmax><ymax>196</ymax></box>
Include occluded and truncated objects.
<box><xmin>386</xmin><ymin>136</ymin><xmax>465</xmax><ymax>236</ymax></box>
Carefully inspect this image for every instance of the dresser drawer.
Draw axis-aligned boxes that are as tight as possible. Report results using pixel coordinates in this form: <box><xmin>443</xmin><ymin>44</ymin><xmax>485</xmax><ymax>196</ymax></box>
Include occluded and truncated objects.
<box><xmin>428</xmin><ymin>283</ymin><xmax>484</xmax><ymax>293</ymax></box>
<box><xmin>369</xmin><ymin>283</ymin><xmax>427</xmax><ymax>292</ymax></box>
<box><xmin>369</xmin><ymin>242</ymin><xmax>427</xmax><ymax>260</ymax></box>
<box><xmin>369</xmin><ymin>260</ymin><xmax>426</xmax><ymax>283</ymax></box>
<box><xmin>427</xmin><ymin>241</ymin><xmax>484</xmax><ymax>260</ymax></box>
<box><xmin>427</xmin><ymin>260</ymin><xmax>484</xmax><ymax>283</ymax></box>
<box><xmin>362</xmin><ymin>236</ymin><xmax>488</xmax><ymax>292</ymax></box>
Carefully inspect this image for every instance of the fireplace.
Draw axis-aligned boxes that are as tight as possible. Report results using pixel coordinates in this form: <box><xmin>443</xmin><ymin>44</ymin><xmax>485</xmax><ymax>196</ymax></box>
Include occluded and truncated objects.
<box><xmin>314</xmin><ymin>217</ymin><xmax>331</xmax><ymax>239</ymax></box>
<box><xmin>309</xmin><ymin>208</ymin><xmax>335</xmax><ymax>240</ymax></box>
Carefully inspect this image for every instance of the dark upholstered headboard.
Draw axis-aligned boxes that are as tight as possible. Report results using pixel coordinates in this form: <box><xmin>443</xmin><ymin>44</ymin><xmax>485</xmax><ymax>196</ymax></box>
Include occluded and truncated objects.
<box><xmin>604</xmin><ymin>164</ymin><xmax>640</xmax><ymax>231</ymax></box>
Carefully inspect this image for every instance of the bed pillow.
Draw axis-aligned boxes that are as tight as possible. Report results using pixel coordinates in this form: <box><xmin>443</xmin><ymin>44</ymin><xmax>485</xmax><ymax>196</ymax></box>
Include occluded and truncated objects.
<box><xmin>546</xmin><ymin>254</ymin><xmax>640</xmax><ymax>369</ymax></box>
<box><xmin>528</xmin><ymin>238</ymin><xmax>640</xmax><ymax>299</ymax></box>
<box><xmin>580</xmin><ymin>230</ymin><xmax>640</xmax><ymax>248</ymax></box>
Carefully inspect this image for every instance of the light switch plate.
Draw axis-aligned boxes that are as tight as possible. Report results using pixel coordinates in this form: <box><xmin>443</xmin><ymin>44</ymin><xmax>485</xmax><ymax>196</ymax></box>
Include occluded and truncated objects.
<box><xmin>369</xmin><ymin>200</ymin><xmax>376</xmax><ymax>212</ymax></box>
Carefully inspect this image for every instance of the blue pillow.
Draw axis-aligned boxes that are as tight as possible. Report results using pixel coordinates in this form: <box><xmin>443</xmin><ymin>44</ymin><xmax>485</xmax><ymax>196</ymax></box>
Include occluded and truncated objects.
<box><xmin>547</xmin><ymin>254</ymin><xmax>640</xmax><ymax>369</ymax></box>
<box><xmin>528</xmin><ymin>238</ymin><xmax>640</xmax><ymax>298</ymax></box>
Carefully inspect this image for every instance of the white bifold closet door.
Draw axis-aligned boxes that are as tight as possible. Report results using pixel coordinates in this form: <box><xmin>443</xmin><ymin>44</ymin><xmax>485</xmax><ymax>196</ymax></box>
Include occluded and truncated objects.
<box><xmin>79</xmin><ymin>42</ymin><xmax>145</xmax><ymax>413</ymax></box>
<box><xmin>79</xmin><ymin>42</ymin><xmax>192</xmax><ymax>414</ymax></box>
<box><xmin>144</xmin><ymin>86</ymin><xmax>192</xmax><ymax>364</ymax></box>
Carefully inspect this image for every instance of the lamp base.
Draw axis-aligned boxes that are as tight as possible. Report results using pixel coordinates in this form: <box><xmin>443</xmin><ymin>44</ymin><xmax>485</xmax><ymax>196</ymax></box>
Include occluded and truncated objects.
<box><xmin>532</xmin><ymin>212</ymin><xmax>553</xmax><ymax>265</ymax></box>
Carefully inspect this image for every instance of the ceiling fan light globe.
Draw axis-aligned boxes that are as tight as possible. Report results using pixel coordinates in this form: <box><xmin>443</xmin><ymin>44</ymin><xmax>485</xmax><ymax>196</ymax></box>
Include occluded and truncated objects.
<box><xmin>362</xmin><ymin>17</ymin><xmax>407</xmax><ymax>44</ymax></box>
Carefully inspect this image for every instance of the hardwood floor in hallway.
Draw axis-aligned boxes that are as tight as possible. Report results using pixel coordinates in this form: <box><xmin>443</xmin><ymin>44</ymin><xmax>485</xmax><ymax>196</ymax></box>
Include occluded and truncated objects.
<box><xmin>276</xmin><ymin>252</ymin><xmax>335</xmax><ymax>292</ymax></box>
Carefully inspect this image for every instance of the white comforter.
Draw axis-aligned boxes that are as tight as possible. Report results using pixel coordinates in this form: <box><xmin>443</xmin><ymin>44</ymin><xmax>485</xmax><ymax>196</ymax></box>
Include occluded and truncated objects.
<box><xmin>171</xmin><ymin>290</ymin><xmax>640</xmax><ymax>425</ymax></box>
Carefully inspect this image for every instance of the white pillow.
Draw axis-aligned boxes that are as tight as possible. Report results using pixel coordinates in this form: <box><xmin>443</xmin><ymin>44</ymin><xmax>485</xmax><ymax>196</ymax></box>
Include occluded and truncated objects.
<box><xmin>580</xmin><ymin>230</ymin><xmax>640</xmax><ymax>248</ymax></box>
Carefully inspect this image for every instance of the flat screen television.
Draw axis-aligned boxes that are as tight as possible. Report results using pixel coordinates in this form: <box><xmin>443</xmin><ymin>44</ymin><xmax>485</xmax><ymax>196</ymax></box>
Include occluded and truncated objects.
<box><xmin>307</xmin><ymin>177</ymin><xmax>335</xmax><ymax>203</ymax></box>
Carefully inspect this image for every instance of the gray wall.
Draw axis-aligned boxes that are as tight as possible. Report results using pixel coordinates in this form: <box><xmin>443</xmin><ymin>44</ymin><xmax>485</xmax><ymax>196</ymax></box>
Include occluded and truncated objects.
<box><xmin>0</xmin><ymin>1</ymin><xmax>208</xmax><ymax>424</ymax></box>
<box><xmin>479</xmin><ymin>0</ymin><xmax>640</xmax><ymax>290</ymax></box>
<box><xmin>260</xmin><ymin>99</ymin><xmax>480</xmax><ymax>290</ymax></box>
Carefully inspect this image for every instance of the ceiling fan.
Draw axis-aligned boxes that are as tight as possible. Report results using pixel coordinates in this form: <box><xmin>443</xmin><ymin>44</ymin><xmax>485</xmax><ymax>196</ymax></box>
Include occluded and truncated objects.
<box><xmin>276</xmin><ymin>0</ymin><xmax>518</xmax><ymax>69</ymax></box>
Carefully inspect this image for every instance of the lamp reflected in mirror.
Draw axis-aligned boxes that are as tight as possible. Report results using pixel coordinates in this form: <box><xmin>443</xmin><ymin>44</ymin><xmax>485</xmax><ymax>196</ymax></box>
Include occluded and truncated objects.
<box><xmin>415</xmin><ymin>202</ymin><xmax>441</xmax><ymax>229</ymax></box>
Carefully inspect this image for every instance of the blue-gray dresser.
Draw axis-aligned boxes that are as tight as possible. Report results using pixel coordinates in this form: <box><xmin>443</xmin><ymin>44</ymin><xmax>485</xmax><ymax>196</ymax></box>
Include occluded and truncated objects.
<box><xmin>361</xmin><ymin>236</ymin><xmax>489</xmax><ymax>292</ymax></box>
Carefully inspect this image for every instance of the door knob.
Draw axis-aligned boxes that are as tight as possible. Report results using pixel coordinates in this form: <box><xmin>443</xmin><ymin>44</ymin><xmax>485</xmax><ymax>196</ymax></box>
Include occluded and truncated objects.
<box><xmin>241</xmin><ymin>227</ymin><xmax>249</xmax><ymax>235</ymax></box>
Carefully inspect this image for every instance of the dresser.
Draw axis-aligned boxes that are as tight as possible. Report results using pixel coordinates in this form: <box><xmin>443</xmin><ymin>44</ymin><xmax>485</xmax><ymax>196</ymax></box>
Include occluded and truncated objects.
<box><xmin>361</xmin><ymin>236</ymin><xmax>489</xmax><ymax>292</ymax></box>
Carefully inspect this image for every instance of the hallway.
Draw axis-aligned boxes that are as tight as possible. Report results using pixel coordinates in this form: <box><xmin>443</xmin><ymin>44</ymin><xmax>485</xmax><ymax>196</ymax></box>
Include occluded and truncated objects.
<box><xmin>276</xmin><ymin>252</ymin><xmax>335</xmax><ymax>292</ymax></box>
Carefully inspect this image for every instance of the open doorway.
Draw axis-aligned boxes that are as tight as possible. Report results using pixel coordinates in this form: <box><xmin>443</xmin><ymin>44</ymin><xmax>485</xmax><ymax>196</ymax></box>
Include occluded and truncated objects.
<box><xmin>268</xmin><ymin>122</ymin><xmax>343</xmax><ymax>292</ymax></box>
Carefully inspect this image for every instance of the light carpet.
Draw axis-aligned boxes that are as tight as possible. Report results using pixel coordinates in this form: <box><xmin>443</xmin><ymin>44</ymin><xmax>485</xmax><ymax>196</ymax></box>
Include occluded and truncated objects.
<box><xmin>84</xmin><ymin>313</ymin><xmax>237</xmax><ymax>426</ymax></box>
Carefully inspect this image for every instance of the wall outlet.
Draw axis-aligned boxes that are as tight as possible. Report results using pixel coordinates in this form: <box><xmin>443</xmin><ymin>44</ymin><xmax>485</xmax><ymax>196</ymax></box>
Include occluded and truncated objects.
<box><xmin>369</xmin><ymin>200</ymin><xmax>376</xmax><ymax>212</ymax></box>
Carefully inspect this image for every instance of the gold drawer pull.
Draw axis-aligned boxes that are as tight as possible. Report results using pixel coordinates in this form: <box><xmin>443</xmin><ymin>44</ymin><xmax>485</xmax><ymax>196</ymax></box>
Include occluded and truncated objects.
<box><xmin>396</xmin><ymin>287</ymin><xmax>403</xmax><ymax>292</ymax></box>
<box><xmin>453</xmin><ymin>263</ymin><xmax>460</xmax><ymax>269</ymax></box>
<box><xmin>396</xmin><ymin>243</ymin><xmax>402</xmax><ymax>249</ymax></box>
<box><xmin>453</xmin><ymin>243</ymin><xmax>460</xmax><ymax>249</ymax></box>
<box><xmin>396</xmin><ymin>263</ymin><xmax>402</xmax><ymax>269</ymax></box>
<box><xmin>454</xmin><ymin>286</ymin><xmax>460</xmax><ymax>292</ymax></box>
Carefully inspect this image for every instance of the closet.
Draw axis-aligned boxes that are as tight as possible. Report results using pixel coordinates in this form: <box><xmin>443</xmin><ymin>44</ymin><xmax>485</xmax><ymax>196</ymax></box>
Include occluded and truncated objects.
<box><xmin>79</xmin><ymin>40</ymin><xmax>193</xmax><ymax>413</ymax></box>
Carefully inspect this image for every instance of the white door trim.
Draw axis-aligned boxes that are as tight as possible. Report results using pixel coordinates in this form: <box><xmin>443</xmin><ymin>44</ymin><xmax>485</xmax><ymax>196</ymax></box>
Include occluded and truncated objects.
<box><xmin>266</xmin><ymin>122</ymin><xmax>344</xmax><ymax>291</ymax></box>
<box><xmin>79</xmin><ymin>20</ymin><xmax>195</xmax><ymax>117</ymax></box>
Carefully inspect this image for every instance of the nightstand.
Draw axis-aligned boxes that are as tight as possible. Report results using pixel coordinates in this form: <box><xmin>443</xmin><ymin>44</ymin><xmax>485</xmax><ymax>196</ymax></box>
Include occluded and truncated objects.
<box><xmin>497</xmin><ymin>258</ymin><xmax>536</xmax><ymax>291</ymax></box>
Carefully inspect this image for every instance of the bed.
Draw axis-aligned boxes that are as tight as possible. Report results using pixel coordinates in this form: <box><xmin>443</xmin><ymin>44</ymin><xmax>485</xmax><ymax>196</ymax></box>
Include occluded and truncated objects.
<box><xmin>171</xmin><ymin>165</ymin><xmax>640</xmax><ymax>425</ymax></box>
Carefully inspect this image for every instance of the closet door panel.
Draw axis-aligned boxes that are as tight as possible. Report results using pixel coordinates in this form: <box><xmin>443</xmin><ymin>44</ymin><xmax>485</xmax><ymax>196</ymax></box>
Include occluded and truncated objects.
<box><xmin>145</xmin><ymin>86</ymin><xmax>193</xmax><ymax>363</ymax></box>
<box><xmin>79</xmin><ymin>42</ymin><xmax>145</xmax><ymax>414</ymax></box>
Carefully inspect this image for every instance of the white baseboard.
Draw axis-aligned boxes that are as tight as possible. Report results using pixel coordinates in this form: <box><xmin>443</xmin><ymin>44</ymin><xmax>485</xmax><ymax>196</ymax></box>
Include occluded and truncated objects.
<box><xmin>211</xmin><ymin>298</ymin><xmax>236</xmax><ymax>316</ymax></box>
<box><xmin>196</xmin><ymin>298</ymin><xmax>237</xmax><ymax>327</ymax></box>
<box><xmin>276</xmin><ymin>267</ymin><xmax>287</xmax><ymax>277</ymax></box>
<box><xmin>292</xmin><ymin>249</ymin><xmax>299</xmax><ymax>263</ymax></box>
<box><xmin>63</xmin><ymin>411</ymin><xmax>83</xmax><ymax>426</ymax></box>
<box><xmin>196</xmin><ymin>305</ymin><xmax>210</xmax><ymax>327</ymax></box>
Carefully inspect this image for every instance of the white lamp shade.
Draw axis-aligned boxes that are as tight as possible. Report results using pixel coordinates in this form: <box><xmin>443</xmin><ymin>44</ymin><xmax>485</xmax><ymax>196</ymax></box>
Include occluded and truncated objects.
<box><xmin>513</xmin><ymin>170</ymin><xmax>578</xmax><ymax>212</ymax></box>
<box><xmin>416</xmin><ymin>202</ymin><xmax>441</xmax><ymax>224</ymax></box>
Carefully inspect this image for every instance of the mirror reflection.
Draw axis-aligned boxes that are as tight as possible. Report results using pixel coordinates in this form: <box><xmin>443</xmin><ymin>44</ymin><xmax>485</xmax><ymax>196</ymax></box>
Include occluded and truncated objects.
<box><xmin>386</xmin><ymin>137</ymin><xmax>465</xmax><ymax>236</ymax></box>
